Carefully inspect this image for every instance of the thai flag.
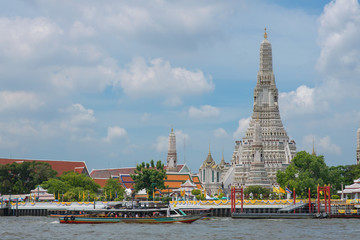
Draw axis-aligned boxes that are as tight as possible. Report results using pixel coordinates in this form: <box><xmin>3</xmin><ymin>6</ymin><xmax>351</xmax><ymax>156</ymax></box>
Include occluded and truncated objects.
<box><xmin>285</xmin><ymin>187</ymin><xmax>292</xmax><ymax>194</ymax></box>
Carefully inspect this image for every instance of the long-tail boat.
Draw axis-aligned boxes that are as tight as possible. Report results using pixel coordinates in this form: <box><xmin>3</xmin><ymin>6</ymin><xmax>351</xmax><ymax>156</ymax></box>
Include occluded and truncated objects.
<box><xmin>59</xmin><ymin>207</ymin><xmax>203</xmax><ymax>224</ymax></box>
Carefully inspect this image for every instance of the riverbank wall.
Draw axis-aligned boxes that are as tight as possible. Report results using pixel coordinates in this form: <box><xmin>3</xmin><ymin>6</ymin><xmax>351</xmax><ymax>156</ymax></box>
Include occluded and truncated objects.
<box><xmin>1</xmin><ymin>199</ymin><xmax>315</xmax><ymax>217</ymax></box>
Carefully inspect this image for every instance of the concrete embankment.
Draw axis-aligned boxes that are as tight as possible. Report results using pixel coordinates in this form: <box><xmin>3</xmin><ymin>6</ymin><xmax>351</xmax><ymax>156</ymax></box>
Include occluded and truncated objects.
<box><xmin>2</xmin><ymin>199</ymin><xmax>313</xmax><ymax>217</ymax></box>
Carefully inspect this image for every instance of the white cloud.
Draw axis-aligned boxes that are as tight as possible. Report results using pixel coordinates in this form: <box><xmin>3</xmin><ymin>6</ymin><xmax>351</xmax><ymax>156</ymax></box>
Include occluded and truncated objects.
<box><xmin>52</xmin><ymin>59</ymin><xmax>117</xmax><ymax>92</ymax></box>
<box><xmin>59</xmin><ymin>104</ymin><xmax>96</xmax><ymax>132</ymax></box>
<box><xmin>302</xmin><ymin>135</ymin><xmax>341</xmax><ymax>155</ymax></box>
<box><xmin>174</xmin><ymin>130</ymin><xmax>189</xmax><ymax>150</ymax></box>
<box><xmin>154</xmin><ymin>129</ymin><xmax>189</xmax><ymax>152</ymax></box>
<box><xmin>154</xmin><ymin>135</ymin><xmax>168</xmax><ymax>152</ymax></box>
<box><xmin>233</xmin><ymin>117</ymin><xmax>251</xmax><ymax>139</ymax></box>
<box><xmin>214</xmin><ymin>128</ymin><xmax>228</xmax><ymax>138</ymax></box>
<box><xmin>0</xmin><ymin>91</ymin><xmax>43</xmax><ymax>112</ymax></box>
<box><xmin>316</xmin><ymin>0</ymin><xmax>360</xmax><ymax>100</ymax></box>
<box><xmin>118</xmin><ymin>57</ymin><xmax>214</xmax><ymax>104</ymax></box>
<box><xmin>189</xmin><ymin>105</ymin><xmax>220</xmax><ymax>118</ymax></box>
<box><xmin>69</xmin><ymin>21</ymin><xmax>96</xmax><ymax>39</ymax></box>
<box><xmin>0</xmin><ymin>17</ymin><xmax>62</xmax><ymax>59</ymax></box>
<box><xmin>104</xmin><ymin>126</ymin><xmax>127</xmax><ymax>142</ymax></box>
<box><xmin>279</xmin><ymin>85</ymin><xmax>315</xmax><ymax>116</ymax></box>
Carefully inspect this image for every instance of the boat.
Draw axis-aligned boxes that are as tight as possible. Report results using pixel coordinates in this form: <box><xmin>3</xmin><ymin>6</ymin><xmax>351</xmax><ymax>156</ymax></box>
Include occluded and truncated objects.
<box><xmin>59</xmin><ymin>207</ymin><xmax>204</xmax><ymax>224</ymax></box>
<box><xmin>48</xmin><ymin>210</ymin><xmax>88</xmax><ymax>218</ymax></box>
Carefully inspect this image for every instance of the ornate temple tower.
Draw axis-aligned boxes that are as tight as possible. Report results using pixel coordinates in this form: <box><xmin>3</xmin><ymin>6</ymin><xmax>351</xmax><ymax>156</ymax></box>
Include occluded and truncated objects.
<box><xmin>357</xmin><ymin>125</ymin><xmax>360</xmax><ymax>164</ymax></box>
<box><xmin>231</xmin><ymin>29</ymin><xmax>297</xmax><ymax>188</ymax></box>
<box><xmin>198</xmin><ymin>147</ymin><xmax>222</xmax><ymax>195</ymax></box>
<box><xmin>166</xmin><ymin>128</ymin><xmax>178</xmax><ymax>172</ymax></box>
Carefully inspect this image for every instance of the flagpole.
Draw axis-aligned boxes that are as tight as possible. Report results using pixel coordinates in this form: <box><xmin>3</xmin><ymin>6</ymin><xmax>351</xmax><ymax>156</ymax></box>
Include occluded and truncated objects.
<box><xmin>317</xmin><ymin>184</ymin><xmax>320</xmax><ymax>215</ymax></box>
<box><xmin>293</xmin><ymin>188</ymin><xmax>296</xmax><ymax>214</ymax></box>
<box><xmin>308</xmin><ymin>188</ymin><xmax>311</xmax><ymax>213</ymax></box>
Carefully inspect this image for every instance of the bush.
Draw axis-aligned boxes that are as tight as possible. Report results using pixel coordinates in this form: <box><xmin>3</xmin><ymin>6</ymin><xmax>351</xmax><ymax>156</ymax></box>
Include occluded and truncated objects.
<box><xmin>331</xmin><ymin>195</ymin><xmax>340</xmax><ymax>199</ymax></box>
<box><xmin>192</xmin><ymin>189</ymin><xmax>201</xmax><ymax>195</ymax></box>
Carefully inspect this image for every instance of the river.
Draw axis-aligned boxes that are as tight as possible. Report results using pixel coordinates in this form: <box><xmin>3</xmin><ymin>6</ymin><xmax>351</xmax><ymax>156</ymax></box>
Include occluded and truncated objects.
<box><xmin>0</xmin><ymin>216</ymin><xmax>358</xmax><ymax>240</ymax></box>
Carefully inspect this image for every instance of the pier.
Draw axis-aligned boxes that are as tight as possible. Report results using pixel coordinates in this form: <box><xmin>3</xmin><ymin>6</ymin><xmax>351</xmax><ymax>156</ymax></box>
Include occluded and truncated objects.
<box><xmin>1</xmin><ymin>198</ymin><xmax>360</xmax><ymax>218</ymax></box>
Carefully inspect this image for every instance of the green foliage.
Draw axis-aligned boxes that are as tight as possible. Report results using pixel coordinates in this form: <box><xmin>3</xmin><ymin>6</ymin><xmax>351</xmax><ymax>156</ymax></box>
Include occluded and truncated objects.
<box><xmin>244</xmin><ymin>185</ymin><xmax>270</xmax><ymax>199</ymax></box>
<box><xmin>0</xmin><ymin>161</ymin><xmax>57</xmax><ymax>194</ymax></box>
<box><xmin>41</xmin><ymin>171</ymin><xmax>100</xmax><ymax>201</ymax></box>
<box><xmin>276</xmin><ymin>151</ymin><xmax>352</xmax><ymax>197</ymax></box>
<box><xmin>277</xmin><ymin>151</ymin><xmax>328</xmax><ymax>197</ymax></box>
<box><xmin>191</xmin><ymin>189</ymin><xmax>201</xmax><ymax>195</ymax></box>
<box><xmin>332</xmin><ymin>195</ymin><xmax>340</xmax><ymax>199</ymax></box>
<box><xmin>103</xmin><ymin>178</ymin><xmax>125</xmax><ymax>201</ymax></box>
<box><xmin>130</xmin><ymin>160</ymin><xmax>167</xmax><ymax>200</ymax></box>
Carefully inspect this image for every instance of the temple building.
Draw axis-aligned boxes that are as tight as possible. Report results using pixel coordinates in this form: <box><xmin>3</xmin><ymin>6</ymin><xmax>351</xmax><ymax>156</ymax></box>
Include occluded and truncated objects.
<box><xmin>357</xmin><ymin>124</ymin><xmax>360</xmax><ymax>164</ymax></box>
<box><xmin>90</xmin><ymin>128</ymin><xmax>202</xmax><ymax>199</ymax></box>
<box><xmin>198</xmin><ymin>147</ymin><xmax>223</xmax><ymax>195</ymax></box>
<box><xmin>219</xmin><ymin>29</ymin><xmax>297</xmax><ymax>189</ymax></box>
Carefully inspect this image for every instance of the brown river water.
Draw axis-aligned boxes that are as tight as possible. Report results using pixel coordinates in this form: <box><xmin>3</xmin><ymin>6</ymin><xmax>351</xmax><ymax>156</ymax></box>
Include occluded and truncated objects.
<box><xmin>0</xmin><ymin>216</ymin><xmax>359</xmax><ymax>240</ymax></box>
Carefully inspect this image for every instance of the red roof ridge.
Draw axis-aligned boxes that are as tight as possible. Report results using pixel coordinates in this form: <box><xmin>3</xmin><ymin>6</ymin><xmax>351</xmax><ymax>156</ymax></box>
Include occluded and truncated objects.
<box><xmin>0</xmin><ymin>157</ymin><xmax>86</xmax><ymax>163</ymax></box>
<box><xmin>90</xmin><ymin>167</ymin><xmax>136</xmax><ymax>173</ymax></box>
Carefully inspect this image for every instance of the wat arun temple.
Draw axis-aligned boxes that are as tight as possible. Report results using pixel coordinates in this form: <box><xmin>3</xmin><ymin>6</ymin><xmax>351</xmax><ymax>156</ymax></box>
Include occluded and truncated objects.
<box><xmin>199</xmin><ymin>29</ymin><xmax>297</xmax><ymax>193</ymax></box>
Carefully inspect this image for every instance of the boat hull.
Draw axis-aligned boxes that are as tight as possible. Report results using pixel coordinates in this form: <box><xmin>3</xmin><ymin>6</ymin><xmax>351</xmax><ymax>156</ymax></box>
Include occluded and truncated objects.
<box><xmin>59</xmin><ymin>215</ymin><xmax>202</xmax><ymax>224</ymax></box>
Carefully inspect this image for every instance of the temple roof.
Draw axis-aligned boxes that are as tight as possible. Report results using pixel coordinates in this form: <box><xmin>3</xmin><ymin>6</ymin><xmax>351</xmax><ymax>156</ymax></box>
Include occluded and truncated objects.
<box><xmin>0</xmin><ymin>158</ymin><xmax>89</xmax><ymax>176</ymax></box>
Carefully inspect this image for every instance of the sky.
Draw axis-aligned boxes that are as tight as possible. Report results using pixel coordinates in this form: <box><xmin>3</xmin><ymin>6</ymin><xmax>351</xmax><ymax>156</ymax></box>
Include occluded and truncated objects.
<box><xmin>0</xmin><ymin>0</ymin><xmax>360</xmax><ymax>173</ymax></box>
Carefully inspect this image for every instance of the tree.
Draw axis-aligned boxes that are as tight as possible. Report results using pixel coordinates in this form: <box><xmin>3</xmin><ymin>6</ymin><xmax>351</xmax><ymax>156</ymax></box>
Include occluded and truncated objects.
<box><xmin>277</xmin><ymin>151</ymin><xmax>330</xmax><ymax>197</ymax></box>
<box><xmin>244</xmin><ymin>185</ymin><xmax>270</xmax><ymax>199</ymax></box>
<box><xmin>41</xmin><ymin>171</ymin><xmax>100</xmax><ymax>201</ymax></box>
<box><xmin>130</xmin><ymin>160</ymin><xmax>167</xmax><ymax>200</ymax></box>
<box><xmin>0</xmin><ymin>161</ymin><xmax>57</xmax><ymax>194</ymax></box>
<box><xmin>103</xmin><ymin>178</ymin><xmax>125</xmax><ymax>200</ymax></box>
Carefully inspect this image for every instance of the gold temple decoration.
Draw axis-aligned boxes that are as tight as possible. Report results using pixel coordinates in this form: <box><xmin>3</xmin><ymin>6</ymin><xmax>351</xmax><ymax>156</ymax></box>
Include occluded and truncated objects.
<box><xmin>264</xmin><ymin>27</ymin><xmax>267</xmax><ymax>39</ymax></box>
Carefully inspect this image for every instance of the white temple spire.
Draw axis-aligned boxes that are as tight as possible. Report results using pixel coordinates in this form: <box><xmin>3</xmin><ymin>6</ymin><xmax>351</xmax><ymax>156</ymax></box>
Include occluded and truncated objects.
<box><xmin>166</xmin><ymin>128</ymin><xmax>177</xmax><ymax>172</ymax></box>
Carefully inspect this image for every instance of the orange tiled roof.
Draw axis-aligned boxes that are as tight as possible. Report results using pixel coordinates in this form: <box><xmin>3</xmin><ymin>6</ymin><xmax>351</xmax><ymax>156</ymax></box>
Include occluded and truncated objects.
<box><xmin>165</xmin><ymin>182</ymin><xmax>182</xmax><ymax>189</ymax></box>
<box><xmin>166</xmin><ymin>174</ymin><xmax>190</xmax><ymax>181</ymax></box>
<box><xmin>93</xmin><ymin>178</ymin><xmax>108</xmax><ymax>188</ymax></box>
<box><xmin>121</xmin><ymin>176</ymin><xmax>133</xmax><ymax>182</ymax></box>
<box><xmin>0</xmin><ymin>158</ymin><xmax>89</xmax><ymax>177</ymax></box>
<box><xmin>192</xmin><ymin>176</ymin><xmax>200</xmax><ymax>183</ymax></box>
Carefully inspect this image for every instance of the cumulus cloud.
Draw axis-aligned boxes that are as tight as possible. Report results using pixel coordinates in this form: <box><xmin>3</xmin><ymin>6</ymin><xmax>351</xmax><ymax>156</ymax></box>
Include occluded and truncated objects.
<box><xmin>0</xmin><ymin>17</ymin><xmax>62</xmax><ymax>59</ymax></box>
<box><xmin>104</xmin><ymin>126</ymin><xmax>127</xmax><ymax>142</ymax></box>
<box><xmin>189</xmin><ymin>105</ymin><xmax>220</xmax><ymax>118</ymax></box>
<box><xmin>52</xmin><ymin>59</ymin><xmax>117</xmax><ymax>93</ymax></box>
<box><xmin>154</xmin><ymin>135</ymin><xmax>168</xmax><ymax>152</ymax></box>
<box><xmin>233</xmin><ymin>117</ymin><xmax>251</xmax><ymax>139</ymax></box>
<box><xmin>0</xmin><ymin>91</ymin><xmax>43</xmax><ymax>112</ymax></box>
<box><xmin>154</xmin><ymin>129</ymin><xmax>189</xmax><ymax>152</ymax></box>
<box><xmin>316</xmin><ymin>0</ymin><xmax>360</xmax><ymax>100</ymax></box>
<box><xmin>69</xmin><ymin>21</ymin><xmax>96</xmax><ymax>39</ymax></box>
<box><xmin>59</xmin><ymin>104</ymin><xmax>96</xmax><ymax>132</ymax></box>
<box><xmin>302</xmin><ymin>135</ymin><xmax>341</xmax><ymax>155</ymax></box>
<box><xmin>214</xmin><ymin>128</ymin><xmax>228</xmax><ymax>138</ymax></box>
<box><xmin>279</xmin><ymin>85</ymin><xmax>316</xmax><ymax>116</ymax></box>
<box><xmin>118</xmin><ymin>57</ymin><xmax>214</xmax><ymax>105</ymax></box>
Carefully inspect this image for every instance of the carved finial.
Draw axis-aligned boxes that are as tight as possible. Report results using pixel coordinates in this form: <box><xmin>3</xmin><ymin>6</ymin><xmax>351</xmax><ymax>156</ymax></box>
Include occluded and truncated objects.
<box><xmin>312</xmin><ymin>137</ymin><xmax>316</xmax><ymax>156</ymax></box>
<box><xmin>264</xmin><ymin>27</ymin><xmax>267</xmax><ymax>39</ymax></box>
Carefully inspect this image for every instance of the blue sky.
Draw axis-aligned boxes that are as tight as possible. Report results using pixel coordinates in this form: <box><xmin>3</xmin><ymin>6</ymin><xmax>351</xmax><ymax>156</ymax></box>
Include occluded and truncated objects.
<box><xmin>0</xmin><ymin>0</ymin><xmax>360</xmax><ymax>173</ymax></box>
